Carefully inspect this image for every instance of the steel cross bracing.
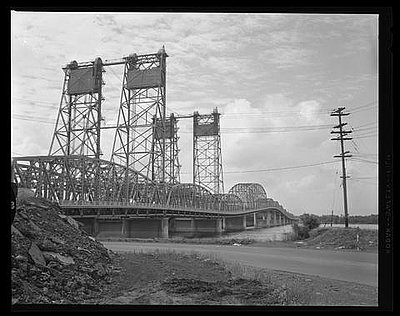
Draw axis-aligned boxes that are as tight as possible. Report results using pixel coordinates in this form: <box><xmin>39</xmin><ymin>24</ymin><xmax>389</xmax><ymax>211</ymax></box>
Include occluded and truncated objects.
<box><xmin>193</xmin><ymin>109</ymin><xmax>224</xmax><ymax>195</ymax></box>
<box><xmin>13</xmin><ymin>48</ymin><xmax>296</xmax><ymax>221</ymax></box>
<box><xmin>12</xmin><ymin>155</ymin><xmax>296</xmax><ymax>219</ymax></box>
<box><xmin>111</xmin><ymin>48</ymin><xmax>179</xmax><ymax>189</ymax></box>
<box><xmin>49</xmin><ymin>57</ymin><xmax>104</xmax><ymax>159</ymax></box>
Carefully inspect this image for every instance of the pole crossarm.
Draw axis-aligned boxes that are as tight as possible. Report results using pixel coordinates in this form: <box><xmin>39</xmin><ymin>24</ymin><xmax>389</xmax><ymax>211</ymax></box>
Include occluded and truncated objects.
<box><xmin>331</xmin><ymin>137</ymin><xmax>353</xmax><ymax>141</ymax></box>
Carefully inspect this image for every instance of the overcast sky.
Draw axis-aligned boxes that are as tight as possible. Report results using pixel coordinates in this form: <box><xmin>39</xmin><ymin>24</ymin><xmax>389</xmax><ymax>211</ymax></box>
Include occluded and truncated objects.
<box><xmin>11</xmin><ymin>11</ymin><xmax>378</xmax><ymax>216</ymax></box>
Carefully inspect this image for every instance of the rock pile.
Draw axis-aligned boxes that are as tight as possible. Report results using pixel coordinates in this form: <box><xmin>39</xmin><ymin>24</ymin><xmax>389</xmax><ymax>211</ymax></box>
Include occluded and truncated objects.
<box><xmin>11</xmin><ymin>192</ymin><xmax>119</xmax><ymax>304</ymax></box>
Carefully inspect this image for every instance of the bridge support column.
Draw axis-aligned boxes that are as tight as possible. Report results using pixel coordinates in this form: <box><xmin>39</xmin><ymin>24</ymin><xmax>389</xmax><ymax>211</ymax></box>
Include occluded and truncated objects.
<box><xmin>216</xmin><ymin>218</ymin><xmax>223</xmax><ymax>234</ymax></box>
<box><xmin>121</xmin><ymin>218</ymin><xmax>129</xmax><ymax>238</ymax></box>
<box><xmin>220</xmin><ymin>216</ymin><xmax>245</xmax><ymax>232</ymax></box>
<box><xmin>93</xmin><ymin>218</ymin><xmax>99</xmax><ymax>236</ymax></box>
<box><xmin>161</xmin><ymin>217</ymin><xmax>169</xmax><ymax>239</ymax></box>
<box><xmin>191</xmin><ymin>218</ymin><xmax>196</xmax><ymax>232</ymax></box>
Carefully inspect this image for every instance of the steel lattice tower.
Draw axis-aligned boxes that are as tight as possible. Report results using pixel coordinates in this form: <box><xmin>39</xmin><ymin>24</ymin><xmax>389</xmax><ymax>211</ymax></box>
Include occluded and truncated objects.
<box><xmin>193</xmin><ymin>108</ymin><xmax>224</xmax><ymax>194</ymax></box>
<box><xmin>154</xmin><ymin>113</ymin><xmax>181</xmax><ymax>184</ymax></box>
<box><xmin>111</xmin><ymin>47</ymin><xmax>180</xmax><ymax>184</ymax></box>
<box><xmin>49</xmin><ymin>57</ymin><xmax>104</xmax><ymax>158</ymax></box>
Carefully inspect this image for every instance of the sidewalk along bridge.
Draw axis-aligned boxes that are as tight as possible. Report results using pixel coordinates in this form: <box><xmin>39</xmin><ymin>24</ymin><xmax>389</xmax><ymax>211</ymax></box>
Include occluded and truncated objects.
<box><xmin>12</xmin><ymin>155</ymin><xmax>297</xmax><ymax>238</ymax></box>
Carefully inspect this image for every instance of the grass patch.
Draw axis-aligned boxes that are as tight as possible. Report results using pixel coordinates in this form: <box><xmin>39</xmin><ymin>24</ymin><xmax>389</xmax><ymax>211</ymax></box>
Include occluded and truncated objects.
<box><xmin>305</xmin><ymin>227</ymin><xmax>378</xmax><ymax>250</ymax></box>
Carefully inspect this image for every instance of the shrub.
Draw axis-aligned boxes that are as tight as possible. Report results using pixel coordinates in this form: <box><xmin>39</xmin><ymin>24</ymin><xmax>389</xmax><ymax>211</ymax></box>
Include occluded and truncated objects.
<box><xmin>299</xmin><ymin>214</ymin><xmax>320</xmax><ymax>231</ymax></box>
<box><xmin>308</xmin><ymin>227</ymin><xmax>330</xmax><ymax>239</ymax></box>
<box><xmin>291</xmin><ymin>223</ymin><xmax>310</xmax><ymax>240</ymax></box>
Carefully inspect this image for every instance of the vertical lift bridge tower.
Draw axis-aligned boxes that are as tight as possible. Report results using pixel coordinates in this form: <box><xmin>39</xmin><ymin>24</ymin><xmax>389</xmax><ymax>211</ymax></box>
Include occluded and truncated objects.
<box><xmin>111</xmin><ymin>47</ymin><xmax>180</xmax><ymax>194</ymax></box>
<box><xmin>193</xmin><ymin>108</ymin><xmax>224</xmax><ymax>194</ymax></box>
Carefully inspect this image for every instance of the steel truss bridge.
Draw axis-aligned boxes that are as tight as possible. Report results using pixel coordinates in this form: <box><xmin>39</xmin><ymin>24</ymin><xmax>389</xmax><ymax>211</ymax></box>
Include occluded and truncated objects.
<box><xmin>12</xmin><ymin>155</ymin><xmax>296</xmax><ymax>221</ymax></box>
<box><xmin>12</xmin><ymin>47</ymin><xmax>297</xmax><ymax>228</ymax></box>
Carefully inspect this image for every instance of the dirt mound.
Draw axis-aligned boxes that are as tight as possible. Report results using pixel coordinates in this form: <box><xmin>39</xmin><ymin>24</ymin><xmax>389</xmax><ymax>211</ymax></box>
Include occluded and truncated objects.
<box><xmin>11</xmin><ymin>195</ymin><xmax>119</xmax><ymax>304</ymax></box>
<box><xmin>304</xmin><ymin>227</ymin><xmax>378</xmax><ymax>250</ymax></box>
<box><xmin>90</xmin><ymin>251</ymin><xmax>306</xmax><ymax>306</ymax></box>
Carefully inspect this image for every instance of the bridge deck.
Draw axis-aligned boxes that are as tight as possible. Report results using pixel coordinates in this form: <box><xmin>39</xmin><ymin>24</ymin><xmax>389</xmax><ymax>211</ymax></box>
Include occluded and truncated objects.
<box><xmin>60</xmin><ymin>200</ymin><xmax>298</xmax><ymax>220</ymax></box>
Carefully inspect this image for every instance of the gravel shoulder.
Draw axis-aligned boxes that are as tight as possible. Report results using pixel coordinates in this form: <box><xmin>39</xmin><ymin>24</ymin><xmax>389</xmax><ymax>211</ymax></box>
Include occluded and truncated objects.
<box><xmin>86</xmin><ymin>250</ymin><xmax>378</xmax><ymax>306</ymax></box>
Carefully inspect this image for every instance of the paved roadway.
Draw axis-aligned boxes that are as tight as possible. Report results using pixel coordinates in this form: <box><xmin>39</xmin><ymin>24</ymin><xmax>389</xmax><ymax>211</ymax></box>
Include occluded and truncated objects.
<box><xmin>102</xmin><ymin>241</ymin><xmax>378</xmax><ymax>287</ymax></box>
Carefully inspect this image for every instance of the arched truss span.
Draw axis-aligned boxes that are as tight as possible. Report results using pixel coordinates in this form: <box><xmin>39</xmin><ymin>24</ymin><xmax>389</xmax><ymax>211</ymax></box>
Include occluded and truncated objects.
<box><xmin>167</xmin><ymin>183</ymin><xmax>215</xmax><ymax>209</ymax></box>
<box><xmin>12</xmin><ymin>155</ymin><xmax>152</xmax><ymax>203</ymax></box>
<box><xmin>131</xmin><ymin>182</ymin><xmax>170</xmax><ymax>205</ymax></box>
<box><xmin>13</xmin><ymin>157</ymin><xmax>296</xmax><ymax>219</ymax></box>
<box><xmin>228</xmin><ymin>183</ymin><xmax>267</xmax><ymax>209</ymax></box>
<box><xmin>213</xmin><ymin>193</ymin><xmax>243</xmax><ymax>212</ymax></box>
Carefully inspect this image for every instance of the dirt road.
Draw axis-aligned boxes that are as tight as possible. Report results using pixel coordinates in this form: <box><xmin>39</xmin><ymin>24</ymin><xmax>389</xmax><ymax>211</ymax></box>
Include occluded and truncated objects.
<box><xmin>102</xmin><ymin>241</ymin><xmax>378</xmax><ymax>287</ymax></box>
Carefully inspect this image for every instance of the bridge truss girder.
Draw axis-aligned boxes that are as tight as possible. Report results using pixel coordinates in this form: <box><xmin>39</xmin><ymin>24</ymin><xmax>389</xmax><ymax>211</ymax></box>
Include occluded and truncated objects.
<box><xmin>12</xmin><ymin>158</ymin><xmax>296</xmax><ymax>219</ymax></box>
<box><xmin>229</xmin><ymin>183</ymin><xmax>267</xmax><ymax>210</ymax></box>
<box><xmin>12</xmin><ymin>155</ymin><xmax>149</xmax><ymax>203</ymax></box>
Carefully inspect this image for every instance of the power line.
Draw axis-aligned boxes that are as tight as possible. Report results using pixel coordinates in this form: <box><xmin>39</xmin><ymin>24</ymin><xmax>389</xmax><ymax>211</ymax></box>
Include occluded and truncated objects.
<box><xmin>12</xmin><ymin>97</ymin><xmax>56</xmax><ymax>106</ymax></box>
<box><xmin>221</xmin><ymin>160</ymin><xmax>337</xmax><ymax>174</ymax></box>
<box><xmin>106</xmin><ymin>66</ymin><xmax>124</xmax><ymax>85</ymax></box>
<box><xmin>352</xmin><ymin>121</ymin><xmax>378</xmax><ymax>129</ymax></box>
<box><xmin>178</xmin><ymin>123</ymin><xmax>333</xmax><ymax>134</ymax></box>
<box><xmin>181</xmin><ymin>161</ymin><xmax>338</xmax><ymax>175</ymax></box>
<box><xmin>352</xmin><ymin>152</ymin><xmax>377</xmax><ymax>157</ymax></box>
<box><xmin>353</xmin><ymin>126</ymin><xmax>377</xmax><ymax>133</ymax></box>
<box><xmin>12</xmin><ymin>115</ymin><xmax>56</xmax><ymax>125</ymax></box>
<box><xmin>352</xmin><ymin>105</ymin><xmax>377</xmax><ymax>114</ymax></box>
<box><xmin>355</xmin><ymin>134</ymin><xmax>377</xmax><ymax>139</ymax></box>
<box><xmin>349</xmin><ymin>157</ymin><xmax>378</xmax><ymax>164</ymax></box>
<box><xmin>350</xmin><ymin>101</ymin><xmax>377</xmax><ymax>112</ymax></box>
<box><xmin>349</xmin><ymin>179</ymin><xmax>378</xmax><ymax>186</ymax></box>
<box><xmin>349</xmin><ymin>123</ymin><xmax>374</xmax><ymax>154</ymax></box>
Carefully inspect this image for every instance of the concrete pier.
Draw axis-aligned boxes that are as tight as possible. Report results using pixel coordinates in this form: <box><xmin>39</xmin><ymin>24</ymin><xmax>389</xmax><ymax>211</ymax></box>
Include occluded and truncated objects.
<box><xmin>161</xmin><ymin>217</ymin><xmax>169</xmax><ymax>239</ymax></box>
<box><xmin>75</xmin><ymin>210</ymin><xmax>294</xmax><ymax>239</ymax></box>
<box><xmin>169</xmin><ymin>218</ymin><xmax>195</xmax><ymax>238</ymax></box>
<box><xmin>224</xmin><ymin>215</ymin><xmax>246</xmax><ymax>232</ymax></box>
<box><xmin>245</xmin><ymin>213</ymin><xmax>255</xmax><ymax>228</ymax></box>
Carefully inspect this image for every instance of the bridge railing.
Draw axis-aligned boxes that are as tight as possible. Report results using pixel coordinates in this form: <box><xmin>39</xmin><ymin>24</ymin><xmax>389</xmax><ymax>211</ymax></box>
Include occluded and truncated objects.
<box><xmin>58</xmin><ymin>199</ymin><xmax>297</xmax><ymax>219</ymax></box>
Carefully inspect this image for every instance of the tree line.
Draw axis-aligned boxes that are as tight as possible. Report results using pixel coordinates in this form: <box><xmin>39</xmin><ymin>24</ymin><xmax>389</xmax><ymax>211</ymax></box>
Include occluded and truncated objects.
<box><xmin>319</xmin><ymin>214</ymin><xmax>378</xmax><ymax>225</ymax></box>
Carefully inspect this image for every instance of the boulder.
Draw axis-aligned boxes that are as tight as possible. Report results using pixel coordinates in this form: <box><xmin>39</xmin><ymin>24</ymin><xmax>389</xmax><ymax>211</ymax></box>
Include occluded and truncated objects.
<box><xmin>42</xmin><ymin>252</ymin><xmax>75</xmax><ymax>266</ymax></box>
<box><xmin>28</xmin><ymin>242</ymin><xmax>46</xmax><ymax>266</ymax></box>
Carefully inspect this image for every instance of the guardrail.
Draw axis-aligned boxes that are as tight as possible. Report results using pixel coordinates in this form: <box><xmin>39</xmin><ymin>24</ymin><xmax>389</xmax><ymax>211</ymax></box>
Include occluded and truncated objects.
<box><xmin>58</xmin><ymin>200</ymin><xmax>297</xmax><ymax>219</ymax></box>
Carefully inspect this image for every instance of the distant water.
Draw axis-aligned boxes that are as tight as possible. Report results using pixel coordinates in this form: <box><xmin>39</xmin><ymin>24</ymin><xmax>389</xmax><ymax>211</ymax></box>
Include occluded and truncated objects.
<box><xmin>218</xmin><ymin>223</ymin><xmax>378</xmax><ymax>242</ymax></box>
<box><xmin>220</xmin><ymin>225</ymin><xmax>294</xmax><ymax>242</ymax></box>
<box><xmin>320</xmin><ymin>223</ymin><xmax>378</xmax><ymax>230</ymax></box>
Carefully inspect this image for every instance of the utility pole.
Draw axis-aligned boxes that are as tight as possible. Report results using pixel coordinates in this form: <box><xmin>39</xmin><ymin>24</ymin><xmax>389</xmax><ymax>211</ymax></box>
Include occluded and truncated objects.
<box><xmin>331</xmin><ymin>107</ymin><xmax>352</xmax><ymax>228</ymax></box>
